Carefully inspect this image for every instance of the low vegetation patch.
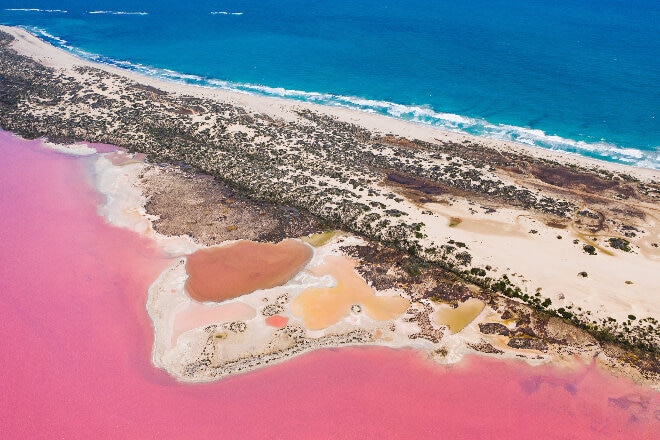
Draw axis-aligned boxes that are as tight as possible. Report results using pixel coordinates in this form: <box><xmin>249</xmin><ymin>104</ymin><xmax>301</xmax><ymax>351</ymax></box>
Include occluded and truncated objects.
<box><xmin>608</xmin><ymin>237</ymin><xmax>631</xmax><ymax>252</ymax></box>
<box><xmin>583</xmin><ymin>244</ymin><xmax>597</xmax><ymax>255</ymax></box>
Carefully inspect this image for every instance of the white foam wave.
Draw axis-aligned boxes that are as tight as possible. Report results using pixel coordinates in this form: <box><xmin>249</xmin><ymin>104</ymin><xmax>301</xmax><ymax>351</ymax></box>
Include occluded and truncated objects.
<box><xmin>25</xmin><ymin>27</ymin><xmax>103</xmax><ymax>62</ymax></box>
<box><xmin>5</xmin><ymin>8</ymin><xmax>67</xmax><ymax>13</ymax></box>
<box><xmin>22</xmin><ymin>26</ymin><xmax>660</xmax><ymax>171</ymax></box>
<box><xmin>26</xmin><ymin>27</ymin><xmax>67</xmax><ymax>45</ymax></box>
<box><xmin>88</xmin><ymin>11</ymin><xmax>148</xmax><ymax>15</ymax></box>
<box><xmin>210</xmin><ymin>11</ymin><xmax>243</xmax><ymax>16</ymax></box>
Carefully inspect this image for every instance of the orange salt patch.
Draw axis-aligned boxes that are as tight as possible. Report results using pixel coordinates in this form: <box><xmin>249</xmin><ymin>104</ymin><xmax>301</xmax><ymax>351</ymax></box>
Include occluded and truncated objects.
<box><xmin>433</xmin><ymin>298</ymin><xmax>485</xmax><ymax>334</ymax></box>
<box><xmin>171</xmin><ymin>301</ymin><xmax>256</xmax><ymax>346</ymax></box>
<box><xmin>105</xmin><ymin>151</ymin><xmax>146</xmax><ymax>166</ymax></box>
<box><xmin>301</xmin><ymin>230</ymin><xmax>338</xmax><ymax>247</ymax></box>
<box><xmin>185</xmin><ymin>239</ymin><xmax>313</xmax><ymax>302</ymax></box>
<box><xmin>265</xmin><ymin>315</ymin><xmax>289</xmax><ymax>328</ymax></box>
<box><xmin>291</xmin><ymin>255</ymin><xmax>410</xmax><ymax>330</ymax></box>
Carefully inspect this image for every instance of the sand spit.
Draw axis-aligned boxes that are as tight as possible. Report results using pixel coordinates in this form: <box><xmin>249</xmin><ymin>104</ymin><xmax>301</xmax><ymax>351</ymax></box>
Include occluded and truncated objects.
<box><xmin>0</xmin><ymin>26</ymin><xmax>658</xmax><ymax>385</ymax></box>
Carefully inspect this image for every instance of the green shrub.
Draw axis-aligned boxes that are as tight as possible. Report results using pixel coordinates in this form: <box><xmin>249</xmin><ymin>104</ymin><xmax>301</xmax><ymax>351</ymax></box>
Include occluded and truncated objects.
<box><xmin>583</xmin><ymin>244</ymin><xmax>596</xmax><ymax>255</ymax></box>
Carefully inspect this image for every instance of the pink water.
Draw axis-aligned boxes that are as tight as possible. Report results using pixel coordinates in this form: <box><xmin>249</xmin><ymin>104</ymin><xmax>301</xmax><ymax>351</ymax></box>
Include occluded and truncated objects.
<box><xmin>184</xmin><ymin>239</ymin><xmax>313</xmax><ymax>302</ymax></box>
<box><xmin>172</xmin><ymin>301</ymin><xmax>256</xmax><ymax>346</ymax></box>
<box><xmin>1</xmin><ymin>131</ymin><xmax>657</xmax><ymax>439</ymax></box>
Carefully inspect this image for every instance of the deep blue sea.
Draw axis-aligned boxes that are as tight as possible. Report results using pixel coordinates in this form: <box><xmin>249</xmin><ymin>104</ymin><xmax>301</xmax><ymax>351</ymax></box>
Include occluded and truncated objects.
<box><xmin>1</xmin><ymin>0</ymin><xmax>659</xmax><ymax>169</ymax></box>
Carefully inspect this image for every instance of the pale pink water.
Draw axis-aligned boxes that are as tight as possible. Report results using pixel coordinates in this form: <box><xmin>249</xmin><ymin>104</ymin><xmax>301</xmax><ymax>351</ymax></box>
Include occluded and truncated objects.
<box><xmin>172</xmin><ymin>301</ymin><xmax>256</xmax><ymax>345</ymax></box>
<box><xmin>1</xmin><ymin>131</ymin><xmax>657</xmax><ymax>439</ymax></box>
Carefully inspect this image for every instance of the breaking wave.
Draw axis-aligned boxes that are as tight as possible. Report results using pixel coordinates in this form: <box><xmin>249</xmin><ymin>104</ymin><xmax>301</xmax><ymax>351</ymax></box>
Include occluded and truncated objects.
<box><xmin>88</xmin><ymin>11</ymin><xmax>148</xmax><ymax>15</ymax></box>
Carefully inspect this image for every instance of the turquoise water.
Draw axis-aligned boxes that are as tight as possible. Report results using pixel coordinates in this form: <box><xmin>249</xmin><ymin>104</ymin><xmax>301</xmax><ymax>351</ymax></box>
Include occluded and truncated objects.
<box><xmin>1</xmin><ymin>0</ymin><xmax>659</xmax><ymax>168</ymax></box>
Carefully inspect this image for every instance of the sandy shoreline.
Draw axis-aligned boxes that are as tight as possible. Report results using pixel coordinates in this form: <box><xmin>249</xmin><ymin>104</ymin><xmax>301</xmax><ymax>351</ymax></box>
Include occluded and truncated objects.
<box><xmin>4</xmin><ymin>25</ymin><xmax>658</xmax><ymax>180</ymax></box>
<box><xmin>1</xmin><ymin>25</ymin><xmax>658</xmax><ymax>385</ymax></box>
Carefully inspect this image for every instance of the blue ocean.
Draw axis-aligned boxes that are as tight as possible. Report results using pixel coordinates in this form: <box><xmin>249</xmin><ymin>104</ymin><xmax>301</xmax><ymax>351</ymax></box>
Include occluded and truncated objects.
<box><xmin>1</xmin><ymin>0</ymin><xmax>659</xmax><ymax>169</ymax></box>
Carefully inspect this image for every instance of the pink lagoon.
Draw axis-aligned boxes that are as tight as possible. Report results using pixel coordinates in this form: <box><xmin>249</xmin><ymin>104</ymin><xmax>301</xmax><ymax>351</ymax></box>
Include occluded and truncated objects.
<box><xmin>0</xmin><ymin>131</ymin><xmax>658</xmax><ymax>439</ymax></box>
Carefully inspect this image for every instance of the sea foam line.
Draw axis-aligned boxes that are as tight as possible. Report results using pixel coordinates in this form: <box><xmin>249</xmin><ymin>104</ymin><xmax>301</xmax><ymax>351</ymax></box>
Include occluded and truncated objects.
<box><xmin>88</xmin><ymin>11</ymin><xmax>148</xmax><ymax>16</ymax></box>
<box><xmin>5</xmin><ymin>8</ymin><xmax>67</xmax><ymax>13</ymax></box>
<box><xmin>210</xmin><ymin>11</ymin><xmax>244</xmax><ymax>16</ymax></box>
<box><xmin>21</xmin><ymin>26</ymin><xmax>660</xmax><ymax>171</ymax></box>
